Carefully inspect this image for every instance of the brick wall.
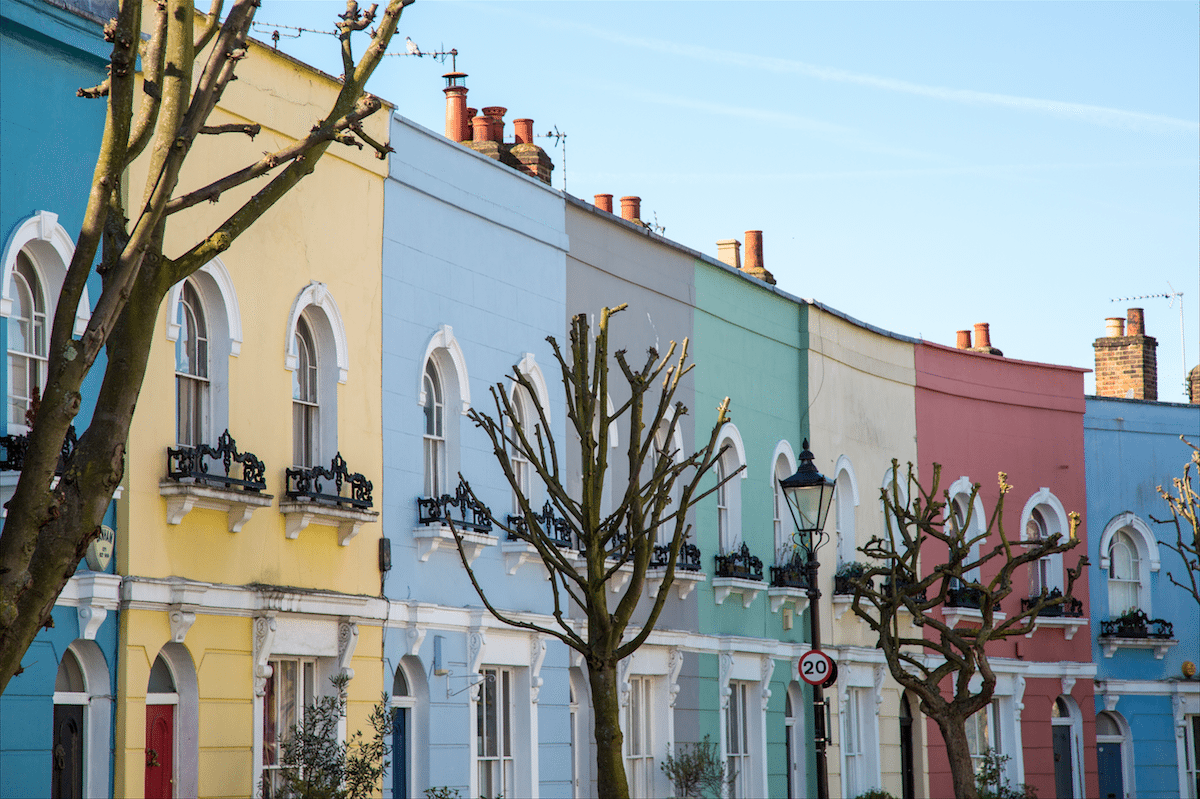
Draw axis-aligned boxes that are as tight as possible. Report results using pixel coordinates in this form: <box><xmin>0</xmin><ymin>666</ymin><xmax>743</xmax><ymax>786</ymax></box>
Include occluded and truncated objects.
<box><xmin>1093</xmin><ymin>309</ymin><xmax>1158</xmax><ymax>400</ymax></box>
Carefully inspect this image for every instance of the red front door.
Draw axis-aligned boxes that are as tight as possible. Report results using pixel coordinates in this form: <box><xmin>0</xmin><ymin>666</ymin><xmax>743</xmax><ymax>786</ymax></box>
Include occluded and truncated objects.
<box><xmin>145</xmin><ymin>704</ymin><xmax>174</xmax><ymax>799</ymax></box>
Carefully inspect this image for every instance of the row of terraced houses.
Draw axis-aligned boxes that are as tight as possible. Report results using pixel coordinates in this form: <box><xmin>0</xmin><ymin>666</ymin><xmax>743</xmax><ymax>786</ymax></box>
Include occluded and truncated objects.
<box><xmin>1</xmin><ymin>1</ymin><xmax>1198</xmax><ymax>797</ymax></box>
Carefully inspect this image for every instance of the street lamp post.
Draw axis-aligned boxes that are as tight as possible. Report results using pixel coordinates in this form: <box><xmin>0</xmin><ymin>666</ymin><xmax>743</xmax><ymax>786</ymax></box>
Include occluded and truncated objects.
<box><xmin>780</xmin><ymin>439</ymin><xmax>837</xmax><ymax>799</ymax></box>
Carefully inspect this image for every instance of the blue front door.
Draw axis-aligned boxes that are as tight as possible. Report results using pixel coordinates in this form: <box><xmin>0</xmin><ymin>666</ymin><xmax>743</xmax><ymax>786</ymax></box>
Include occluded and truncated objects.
<box><xmin>1097</xmin><ymin>742</ymin><xmax>1124</xmax><ymax>799</ymax></box>
<box><xmin>392</xmin><ymin>707</ymin><xmax>408</xmax><ymax>799</ymax></box>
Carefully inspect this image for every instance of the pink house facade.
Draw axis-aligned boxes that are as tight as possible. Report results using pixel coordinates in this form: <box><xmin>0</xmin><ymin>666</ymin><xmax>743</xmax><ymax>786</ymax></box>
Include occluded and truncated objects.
<box><xmin>914</xmin><ymin>332</ymin><xmax>1098</xmax><ymax>799</ymax></box>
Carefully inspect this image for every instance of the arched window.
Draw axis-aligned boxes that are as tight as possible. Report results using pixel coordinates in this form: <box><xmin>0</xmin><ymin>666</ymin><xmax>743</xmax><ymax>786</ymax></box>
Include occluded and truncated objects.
<box><xmin>1108</xmin><ymin>531</ymin><xmax>1141</xmax><ymax>616</ymax></box>
<box><xmin>834</xmin><ymin>457</ymin><xmax>860</xmax><ymax>567</ymax></box>
<box><xmin>1019</xmin><ymin>489</ymin><xmax>1068</xmax><ymax>596</ymax></box>
<box><xmin>293</xmin><ymin>314</ymin><xmax>319</xmax><ymax>467</ymax></box>
<box><xmin>946</xmin><ymin>479</ymin><xmax>986</xmax><ymax>586</ymax></box>
<box><xmin>773</xmin><ymin>454</ymin><xmax>793</xmax><ymax>563</ymax></box>
<box><xmin>715</xmin><ymin>423</ymin><xmax>747</xmax><ymax>554</ymax></box>
<box><xmin>8</xmin><ymin>252</ymin><xmax>48</xmax><ymax>430</ymax></box>
<box><xmin>175</xmin><ymin>280</ymin><xmax>209</xmax><ymax>446</ymax></box>
<box><xmin>507</xmin><ymin>387</ymin><xmax>534</xmax><ymax>512</ymax></box>
<box><xmin>423</xmin><ymin>360</ymin><xmax>446</xmax><ymax>498</ymax></box>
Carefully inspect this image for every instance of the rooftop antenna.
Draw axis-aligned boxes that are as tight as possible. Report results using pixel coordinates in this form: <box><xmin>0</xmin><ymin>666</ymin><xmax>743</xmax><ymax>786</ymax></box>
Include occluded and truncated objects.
<box><xmin>539</xmin><ymin>126</ymin><xmax>567</xmax><ymax>191</ymax></box>
<box><xmin>1111</xmin><ymin>284</ymin><xmax>1187</xmax><ymax>393</ymax></box>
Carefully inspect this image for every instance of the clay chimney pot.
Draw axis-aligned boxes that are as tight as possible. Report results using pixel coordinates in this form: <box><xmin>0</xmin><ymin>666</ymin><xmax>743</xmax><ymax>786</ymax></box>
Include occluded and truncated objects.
<box><xmin>744</xmin><ymin>230</ymin><xmax>764</xmax><ymax>273</ymax></box>
<box><xmin>1105</xmin><ymin>317</ymin><xmax>1126</xmax><ymax>337</ymax></box>
<box><xmin>1126</xmin><ymin>308</ymin><xmax>1145</xmax><ymax>336</ymax></box>
<box><xmin>956</xmin><ymin>330</ymin><xmax>972</xmax><ymax>349</ymax></box>
<box><xmin>620</xmin><ymin>196</ymin><xmax>641</xmax><ymax>222</ymax></box>
<box><xmin>483</xmin><ymin>106</ymin><xmax>507</xmax><ymax>142</ymax></box>
<box><xmin>594</xmin><ymin>194</ymin><xmax>614</xmax><ymax>214</ymax></box>
<box><xmin>514</xmin><ymin>119</ymin><xmax>534</xmax><ymax>145</ymax></box>
<box><xmin>471</xmin><ymin>115</ymin><xmax>491</xmax><ymax>142</ymax></box>
<box><xmin>973</xmin><ymin>323</ymin><xmax>992</xmax><ymax>349</ymax></box>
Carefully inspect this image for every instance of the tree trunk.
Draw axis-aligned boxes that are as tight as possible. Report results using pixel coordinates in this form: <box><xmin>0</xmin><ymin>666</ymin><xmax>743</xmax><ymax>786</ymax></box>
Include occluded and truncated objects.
<box><xmin>588</xmin><ymin>658</ymin><xmax>630</xmax><ymax>799</ymax></box>
<box><xmin>935</xmin><ymin>713</ymin><xmax>980</xmax><ymax>799</ymax></box>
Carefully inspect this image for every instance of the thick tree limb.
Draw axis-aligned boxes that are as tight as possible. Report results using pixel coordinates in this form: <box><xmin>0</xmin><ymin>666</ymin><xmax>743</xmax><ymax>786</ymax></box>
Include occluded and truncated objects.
<box><xmin>199</xmin><ymin>122</ymin><xmax>261</xmax><ymax>137</ymax></box>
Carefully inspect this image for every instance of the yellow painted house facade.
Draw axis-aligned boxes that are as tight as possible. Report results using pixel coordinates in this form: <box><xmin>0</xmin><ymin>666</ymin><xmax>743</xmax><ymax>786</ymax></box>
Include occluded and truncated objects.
<box><xmin>114</xmin><ymin>22</ymin><xmax>388</xmax><ymax>798</ymax></box>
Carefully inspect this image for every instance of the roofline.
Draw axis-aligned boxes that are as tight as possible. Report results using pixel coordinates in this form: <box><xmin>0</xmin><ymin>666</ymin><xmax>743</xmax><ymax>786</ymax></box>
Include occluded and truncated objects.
<box><xmin>918</xmin><ymin>338</ymin><xmax>1091</xmax><ymax>374</ymax></box>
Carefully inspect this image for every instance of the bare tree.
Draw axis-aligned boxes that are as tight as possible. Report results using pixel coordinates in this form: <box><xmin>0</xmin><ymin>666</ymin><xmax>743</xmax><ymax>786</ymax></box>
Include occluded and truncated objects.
<box><xmin>0</xmin><ymin>0</ymin><xmax>414</xmax><ymax>692</ymax></box>
<box><xmin>1152</xmin><ymin>438</ymin><xmax>1200</xmax><ymax>605</ymax></box>
<box><xmin>849</xmin><ymin>462</ymin><xmax>1086</xmax><ymax>799</ymax></box>
<box><xmin>447</xmin><ymin>305</ymin><xmax>734</xmax><ymax>799</ymax></box>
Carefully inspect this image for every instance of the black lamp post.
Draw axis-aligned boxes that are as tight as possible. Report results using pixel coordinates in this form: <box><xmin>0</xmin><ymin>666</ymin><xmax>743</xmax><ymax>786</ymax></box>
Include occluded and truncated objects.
<box><xmin>780</xmin><ymin>439</ymin><xmax>836</xmax><ymax>799</ymax></box>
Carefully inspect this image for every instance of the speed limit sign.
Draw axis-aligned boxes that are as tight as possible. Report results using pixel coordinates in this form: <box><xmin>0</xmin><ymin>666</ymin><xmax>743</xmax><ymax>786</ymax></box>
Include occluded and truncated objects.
<box><xmin>798</xmin><ymin>649</ymin><xmax>835</xmax><ymax>686</ymax></box>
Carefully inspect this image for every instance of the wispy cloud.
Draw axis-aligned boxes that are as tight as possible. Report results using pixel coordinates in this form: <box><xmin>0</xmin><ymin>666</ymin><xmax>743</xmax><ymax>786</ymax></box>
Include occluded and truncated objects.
<box><xmin>481</xmin><ymin>5</ymin><xmax>1199</xmax><ymax>137</ymax></box>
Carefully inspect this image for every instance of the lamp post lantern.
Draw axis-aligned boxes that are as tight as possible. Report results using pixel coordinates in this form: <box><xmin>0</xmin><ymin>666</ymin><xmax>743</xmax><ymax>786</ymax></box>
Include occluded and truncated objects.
<box><xmin>780</xmin><ymin>439</ymin><xmax>836</xmax><ymax>799</ymax></box>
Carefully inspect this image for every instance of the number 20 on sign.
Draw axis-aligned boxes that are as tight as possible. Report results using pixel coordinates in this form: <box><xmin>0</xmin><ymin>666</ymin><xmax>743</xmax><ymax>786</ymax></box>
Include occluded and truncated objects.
<box><xmin>798</xmin><ymin>649</ymin><xmax>834</xmax><ymax>686</ymax></box>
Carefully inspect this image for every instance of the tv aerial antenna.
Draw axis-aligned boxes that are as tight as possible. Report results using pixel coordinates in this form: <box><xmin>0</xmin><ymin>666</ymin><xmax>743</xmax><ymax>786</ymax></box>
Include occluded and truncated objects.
<box><xmin>538</xmin><ymin>126</ymin><xmax>567</xmax><ymax>192</ymax></box>
<box><xmin>1111</xmin><ymin>283</ymin><xmax>1187</xmax><ymax>392</ymax></box>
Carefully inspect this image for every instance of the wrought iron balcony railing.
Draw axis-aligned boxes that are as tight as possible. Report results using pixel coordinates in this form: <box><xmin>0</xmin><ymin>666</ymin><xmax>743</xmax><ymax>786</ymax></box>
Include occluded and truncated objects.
<box><xmin>1099</xmin><ymin>609</ymin><xmax>1173</xmax><ymax>639</ymax></box>
<box><xmin>1019</xmin><ymin>588</ymin><xmax>1083</xmax><ymax>618</ymax></box>
<box><xmin>770</xmin><ymin>553</ymin><xmax>808</xmax><ymax>589</ymax></box>
<box><xmin>883</xmin><ymin>576</ymin><xmax>927</xmax><ymax>602</ymax></box>
<box><xmin>946</xmin><ymin>583</ymin><xmax>985</xmax><ymax>609</ymax></box>
<box><xmin>714</xmin><ymin>542</ymin><xmax>763</xmax><ymax>581</ymax></box>
<box><xmin>650</xmin><ymin>541</ymin><xmax>703</xmax><ymax>571</ymax></box>
<box><xmin>0</xmin><ymin>425</ymin><xmax>77</xmax><ymax>474</ymax></box>
<box><xmin>285</xmin><ymin>453</ymin><xmax>373</xmax><ymax>509</ymax></box>
<box><xmin>507</xmin><ymin>500</ymin><xmax>573</xmax><ymax>548</ymax></box>
<box><xmin>167</xmin><ymin>430</ymin><xmax>266</xmax><ymax>492</ymax></box>
<box><xmin>417</xmin><ymin>479</ymin><xmax>491</xmax><ymax>534</ymax></box>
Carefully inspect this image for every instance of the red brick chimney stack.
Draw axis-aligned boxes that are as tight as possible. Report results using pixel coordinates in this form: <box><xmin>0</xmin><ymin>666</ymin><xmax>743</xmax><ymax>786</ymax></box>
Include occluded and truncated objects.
<box><xmin>442</xmin><ymin>72</ymin><xmax>470</xmax><ymax>142</ymax></box>
<box><xmin>1093</xmin><ymin>308</ymin><xmax>1158</xmax><ymax>400</ymax></box>
<box><xmin>620</xmin><ymin>196</ymin><xmax>641</xmax><ymax>222</ymax></box>
<box><xmin>741</xmin><ymin>230</ymin><xmax>777</xmax><ymax>285</ymax></box>
<box><xmin>594</xmin><ymin>194</ymin><xmax>614</xmax><ymax>214</ymax></box>
<box><xmin>956</xmin><ymin>330</ymin><xmax>972</xmax><ymax>349</ymax></box>
<box><xmin>513</xmin><ymin>119</ymin><xmax>533</xmax><ymax>145</ymax></box>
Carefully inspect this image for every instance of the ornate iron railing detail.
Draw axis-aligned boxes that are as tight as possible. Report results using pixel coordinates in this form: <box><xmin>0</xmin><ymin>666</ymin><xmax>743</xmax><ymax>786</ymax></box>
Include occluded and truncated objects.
<box><xmin>714</xmin><ymin>542</ymin><xmax>763</xmax><ymax>581</ymax></box>
<box><xmin>650</xmin><ymin>541</ymin><xmax>703</xmax><ymax>572</ymax></box>
<box><xmin>1020</xmin><ymin>588</ymin><xmax>1083</xmax><ymax>618</ymax></box>
<box><xmin>770</xmin><ymin>553</ymin><xmax>809</xmax><ymax>589</ymax></box>
<box><xmin>883</xmin><ymin>576</ymin><xmax>927</xmax><ymax>602</ymax></box>
<box><xmin>507</xmin><ymin>500</ymin><xmax>572</xmax><ymax>548</ymax></box>
<box><xmin>417</xmin><ymin>479</ymin><xmax>491</xmax><ymax>534</ymax></box>
<box><xmin>946</xmin><ymin>583</ymin><xmax>985</xmax><ymax>609</ymax></box>
<box><xmin>0</xmin><ymin>425</ymin><xmax>77</xmax><ymax>474</ymax></box>
<box><xmin>167</xmin><ymin>430</ymin><xmax>266</xmax><ymax>492</ymax></box>
<box><xmin>1099</xmin><ymin>610</ymin><xmax>1173</xmax><ymax>639</ymax></box>
<box><xmin>286</xmin><ymin>452</ymin><xmax>373</xmax><ymax>509</ymax></box>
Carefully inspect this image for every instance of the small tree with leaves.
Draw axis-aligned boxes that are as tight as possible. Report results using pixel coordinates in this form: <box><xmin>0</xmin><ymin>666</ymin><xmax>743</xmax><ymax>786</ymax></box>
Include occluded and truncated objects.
<box><xmin>1152</xmin><ymin>438</ymin><xmax>1200</xmax><ymax>607</ymax></box>
<box><xmin>848</xmin><ymin>462</ymin><xmax>1086</xmax><ymax>799</ymax></box>
<box><xmin>0</xmin><ymin>0</ymin><xmax>413</xmax><ymax>692</ymax></box>
<box><xmin>447</xmin><ymin>305</ymin><xmax>734</xmax><ymax>799</ymax></box>
<box><xmin>268</xmin><ymin>673</ymin><xmax>391</xmax><ymax>799</ymax></box>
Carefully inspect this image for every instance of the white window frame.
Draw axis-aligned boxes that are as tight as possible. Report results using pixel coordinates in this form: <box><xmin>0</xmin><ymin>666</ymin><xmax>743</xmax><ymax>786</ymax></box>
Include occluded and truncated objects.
<box><xmin>725</xmin><ymin>680</ymin><xmax>754</xmax><ymax>798</ymax></box>
<box><xmin>1184</xmin><ymin>713</ymin><xmax>1200</xmax><ymax>799</ymax></box>
<box><xmin>840</xmin><ymin>684</ymin><xmax>880</xmax><ymax>798</ymax></box>
<box><xmin>834</xmin><ymin>455</ymin><xmax>860</xmax><ymax>567</ymax></box>
<box><xmin>946</xmin><ymin>478</ymin><xmax>987</xmax><ymax>584</ymax></box>
<box><xmin>418</xmin><ymin>325</ymin><xmax>470</xmax><ymax>501</ymax></box>
<box><xmin>715</xmin><ymin>423</ymin><xmax>747</xmax><ymax>554</ymax></box>
<box><xmin>771</xmin><ymin>442</ymin><xmax>797</xmax><ymax>564</ymax></box>
<box><xmin>292</xmin><ymin>314</ymin><xmax>320</xmax><ymax>467</ymax></box>
<box><xmin>965</xmin><ymin>700</ymin><xmax>1004</xmax><ymax>776</ymax></box>
<box><xmin>7</xmin><ymin>252</ymin><xmax>48</xmax><ymax>431</ymax></box>
<box><xmin>1018</xmin><ymin>488</ymin><xmax>1068</xmax><ymax>596</ymax></box>
<box><xmin>284</xmin><ymin>283</ymin><xmax>347</xmax><ymax>467</ymax></box>
<box><xmin>1098</xmin><ymin>513</ymin><xmax>1160</xmax><ymax>617</ymax></box>
<box><xmin>507</xmin><ymin>385</ymin><xmax>535</xmax><ymax>513</ymax></box>
<box><xmin>1</xmin><ymin>210</ymin><xmax>92</xmax><ymax>434</ymax></box>
<box><xmin>422</xmin><ymin>359</ymin><xmax>446</xmax><ymax>498</ymax></box>
<box><xmin>625</xmin><ymin>674</ymin><xmax>655</xmax><ymax>799</ymax></box>
<box><xmin>262</xmin><ymin>657</ymin><xmax>318</xmax><ymax>798</ymax></box>
<box><xmin>174</xmin><ymin>279</ymin><xmax>211</xmax><ymax>447</ymax></box>
<box><xmin>476</xmin><ymin>666</ymin><xmax>515</xmax><ymax>799</ymax></box>
<box><xmin>785</xmin><ymin>683</ymin><xmax>807</xmax><ymax>799</ymax></box>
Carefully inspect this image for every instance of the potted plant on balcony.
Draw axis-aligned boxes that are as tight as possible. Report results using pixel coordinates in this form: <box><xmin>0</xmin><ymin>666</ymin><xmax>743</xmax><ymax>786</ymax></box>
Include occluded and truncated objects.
<box><xmin>834</xmin><ymin>561</ymin><xmax>869</xmax><ymax>595</ymax></box>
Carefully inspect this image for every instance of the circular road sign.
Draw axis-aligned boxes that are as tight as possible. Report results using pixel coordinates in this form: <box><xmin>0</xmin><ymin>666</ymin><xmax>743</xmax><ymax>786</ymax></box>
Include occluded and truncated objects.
<box><xmin>798</xmin><ymin>649</ymin><xmax>835</xmax><ymax>687</ymax></box>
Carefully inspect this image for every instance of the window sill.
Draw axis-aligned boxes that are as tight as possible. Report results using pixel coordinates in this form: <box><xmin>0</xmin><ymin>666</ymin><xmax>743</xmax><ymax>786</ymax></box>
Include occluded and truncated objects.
<box><xmin>413</xmin><ymin>523</ymin><xmax>496</xmax><ymax>565</ymax></box>
<box><xmin>712</xmin><ymin>577</ymin><xmax>763</xmax><ymax>609</ymax></box>
<box><xmin>1099</xmin><ymin>636</ymin><xmax>1178</xmax><ymax>659</ymax></box>
<box><xmin>160</xmin><ymin>481</ymin><xmax>273</xmax><ymax>533</ymax></box>
<box><xmin>646</xmin><ymin>567</ymin><xmax>706</xmax><ymax>601</ymax></box>
<box><xmin>768</xmin><ymin>586</ymin><xmax>810</xmax><ymax>614</ymax></box>
<box><xmin>1025</xmin><ymin>615</ymin><xmax>1088</xmax><ymax>641</ymax></box>
<box><xmin>942</xmin><ymin>606</ymin><xmax>1007</xmax><ymax>628</ymax></box>
<box><xmin>279</xmin><ymin>499</ymin><xmax>377</xmax><ymax>545</ymax></box>
<box><xmin>499</xmin><ymin>539</ymin><xmax>580</xmax><ymax>576</ymax></box>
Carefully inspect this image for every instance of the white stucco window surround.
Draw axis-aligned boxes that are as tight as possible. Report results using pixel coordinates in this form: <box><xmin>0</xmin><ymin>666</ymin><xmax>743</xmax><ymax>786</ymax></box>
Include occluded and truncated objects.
<box><xmin>463</xmin><ymin>630</ymin><xmax>541</xmax><ymax>799</ymax></box>
<box><xmin>144</xmin><ymin>642</ymin><xmax>200</xmax><ymax>799</ymax></box>
<box><xmin>53</xmin><ymin>639</ymin><xmax>112</xmax><ymax>799</ymax></box>
<box><xmin>771</xmin><ymin>440</ymin><xmax>798</xmax><ymax>563</ymax></box>
<box><xmin>941</xmin><ymin>476</ymin><xmax>994</xmax><ymax>627</ymax></box>
<box><xmin>1098</xmin><ymin>512</ymin><xmax>1160</xmax><ymax>614</ymax></box>
<box><xmin>1019</xmin><ymin>488</ymin><xmax>1069</xmax><ymax>592</ymax></box>
<box><xmin>714</xmin><ymin>422</ymin><xmax>748</xmax><ymax>554</ymax></box>
<box><xmin>621</xmin><ymin>648</ymin><xmax>678</xmax><ymax>799</ymax></box>
<box><xmin>284</xmin><ymin>282</ymin><xmax>348</xmax><ymax>466</ymax></box>
<box><xmin>838</xmin><ymin>663</ymin><xmax>883</xmax><ymax>798</ymax></box>
<box><xmin>1</xmin><ymin>210</ymin><xmax>91</xmax><ymax>333</ymax></box>
<box><xmin>834</xmin><ymin>454</ymin><xmax>860</xmax><ymax>568</ymax></box>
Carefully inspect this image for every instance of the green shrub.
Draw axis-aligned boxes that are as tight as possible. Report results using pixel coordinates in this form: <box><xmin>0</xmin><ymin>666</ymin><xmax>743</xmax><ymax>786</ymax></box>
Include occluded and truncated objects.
<box><xmin>660</xmin><ymin>734</ymin><xmax>733</xmax><ymax>798</ymax></box>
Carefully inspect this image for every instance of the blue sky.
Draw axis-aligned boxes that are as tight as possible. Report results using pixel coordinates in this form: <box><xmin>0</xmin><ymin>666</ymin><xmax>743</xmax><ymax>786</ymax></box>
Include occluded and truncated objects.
<box><xmin>258</xmin><ymin>1</ymin><xmax>1199</xmax><ymax>401</ymax></box>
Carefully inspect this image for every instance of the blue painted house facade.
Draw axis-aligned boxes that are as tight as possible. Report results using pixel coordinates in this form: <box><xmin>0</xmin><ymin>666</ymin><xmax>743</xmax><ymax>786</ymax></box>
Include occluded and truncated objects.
<box><xmin>0</xmin><ymin>0</ymin><xmax>119</xmax><ymax>795</ymax></box>
<box><xmin>1086</xmin><ymin>311</ymin><xmax>1200</xmax><ymax>799</ymax></box>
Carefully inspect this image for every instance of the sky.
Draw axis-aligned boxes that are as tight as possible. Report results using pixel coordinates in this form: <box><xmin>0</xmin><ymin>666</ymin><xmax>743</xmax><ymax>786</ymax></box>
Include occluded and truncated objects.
<box><xmin>254</xmin><ymin>1</ymin><xmax>1199</xmax><ymax>401</ymax></box>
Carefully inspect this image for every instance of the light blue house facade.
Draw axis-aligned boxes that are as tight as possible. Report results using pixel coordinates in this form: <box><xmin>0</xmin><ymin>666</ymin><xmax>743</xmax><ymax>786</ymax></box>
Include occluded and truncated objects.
<box><xmin>0</xmin><ymin>0</ymin><xmax>120</xmax><ymax>795</ymax></box>
<box><xmin>1085</xmin><ymin>395</ymin><xmax>1200</xmax><ymax>799</ymax></box>
<box><xmin>379</xmin><ymin>109</ymin><xmax>572</xmax><ymax>798</ymax></box>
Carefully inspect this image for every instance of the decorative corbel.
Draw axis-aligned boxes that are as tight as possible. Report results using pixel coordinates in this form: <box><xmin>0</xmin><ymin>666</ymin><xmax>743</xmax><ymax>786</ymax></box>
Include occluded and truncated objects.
<box><xmin>1013</xmin><ymin>674</ymin><xmax>1026</xmax><ymax>723</ymax></box>
<box><xmin>1173</xmin><ymin>692</ymin><xmax>1186</xmax><ymax>739</ymax></box>
<box><xmin>406</xmin><ymin>624</ymin><xmax>426</xmax><ymax>659</ymax></box>
<box><xmin>253</xmin><ymin>615</ymin><xmax>277</xmax><ymax>696</ymax></box>
<box><xmin>1104</xmin><ymin>693</ymin><xmax>1120</xmax><ymax>713</ymax></box>
<box><xmin>760</xmin><ymin>655</ymin><xmax>775</xmax><ymax>711</ymax></box>
<box><xmin>77</xmin><ymin>605</ymin><xmax>107</xmax><ymax>641</ymax></box>
<box><xmin>468</xmin><ymin>629</ymin><xmax>486</xmax><ymax>701</ymax></box>
<box><xmin>530</xmin><ymin>635</ymin><xmax>547</xmax><ymax>703</ymax></box>
<box><xmin>338</xmin><ymin>618</ymin><xmax>359</xmax><ymax>681</ymax></box>
<box><xmin>168</xmin><ymin>605</ymin><xmax>196</xmax><ymax>643</ymax></box>
<box><xmin>1061</xmin><ymin>676</ymin><xmax>1076</xmax><ymax>697</ymax></box>
<box><xmin>718</xmin><ymin>652</ymin><xmax>734</xmax><ymax>710</ymax></box>
<box><xmin>618</xmin><ymin>657</ymin><xmax>633</xmax><ymax>708</ymax></box>
<box><xmin>668</xmin><ymin>648</ymin><xmax>684</xmax><ymax>709</ymax></box>
<box><xmin>874</xmin><ymin>663</ymin><xmax>886</xmax><ymax>712</ymax></box>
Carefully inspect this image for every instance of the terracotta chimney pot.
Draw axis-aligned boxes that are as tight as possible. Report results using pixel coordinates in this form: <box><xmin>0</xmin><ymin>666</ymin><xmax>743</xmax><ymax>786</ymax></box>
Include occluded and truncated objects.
<box><xmin>471</xmin><ymin>115</ymin><xmax>491</xmax><ymax>143</ymax></box>
<box><xmin>464</xmin><ymin>108</ymin><xmax>478</xmax><ymax>140</ymax></box>
<box><xmin>1127</xmin><ymin>308</ymin><xmax>1145</xmax><ymax>336</ymax></box>
<box><xmin>973</xmin><ymin>323</ymin><xmax>992</xmax><ymax>349</ymax></box>
<box><xmin>483</xmin><ymin>106</ymin><xmax>506</xmax><ymax>142</ymax></box>
<box><xmin>716</xmin><ymin>239</ymin><xmax>742</xmax><ymax>270</ymax></box>
<box><xmin>1105</xmin><ymin>317</ymin><xmax>1126</xmax><ymax>337</ymax></box>
<box><xmin>594</xmin><ymin>194</ymin><xmax>614</xmax><ymax>214</ymax></box>
<box><xmin>744</xmin><ymin>230</ymin><xmax>764</xmax><ymax>273</ymax></box>
<box><xmin>620</xmin><ymin>196</ymin><xmax>641</xmax><ymax>222</ymax></box>
<box><xmin>956</xmin><ymin>330</ymin><xmax>972</xmax><ymax>349</ymax></box>
<box><xmin>442</xmin><ymin>72</ymin><xmax>469</xmax><ymax>142</ymax></box>
<box><xmin>514</xmin><ymin>119</ymin><xmax>534</xmax><ymax>145</ymax></box>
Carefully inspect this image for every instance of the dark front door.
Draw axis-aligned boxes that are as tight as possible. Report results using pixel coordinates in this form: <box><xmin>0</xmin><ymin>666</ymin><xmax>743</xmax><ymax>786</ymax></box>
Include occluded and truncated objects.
<box><xmin>392</xmin><ymin>707</ymin><xmax>408</xmax><ymax>799</ymax></box>
<box><xmin>52</xmin><ymin>704</ymin><xmax>83</xmax><ymax>799</ymax></box>
<box><xmin>899</xmin><ymin>697</ymin><xmax>915</xmax><ymax>799</ymax></box>
<box><xmin>1097</xmin><ymin>742</ymin><xmax>1124</xmax><ymax>799</ymax></box>
<box><xmin>1053</xmin><ymin>724</ymin><xmax>1075</xmax><ymax>798</ymax></box>
<box><xmin>145</xmin><ymin>704</ymin><xmax>174</xmax><ymax>798</ymax></box>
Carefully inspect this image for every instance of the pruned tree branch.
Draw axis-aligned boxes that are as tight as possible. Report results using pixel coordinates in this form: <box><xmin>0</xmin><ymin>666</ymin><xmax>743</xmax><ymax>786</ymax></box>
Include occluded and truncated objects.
<box><xmin>199</xmin><ymin>122</ymin><xmax>262</xmax><ymax>137</ymax></box>
<box><xmin>1151</xmin><ymin>437</ymin><xmax>1200</xmax><ymax>605</ymax></box>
